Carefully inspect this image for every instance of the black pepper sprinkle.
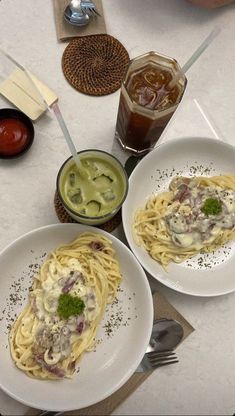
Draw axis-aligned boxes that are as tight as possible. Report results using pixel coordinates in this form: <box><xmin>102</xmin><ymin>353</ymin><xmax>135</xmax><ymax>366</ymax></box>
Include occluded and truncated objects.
<box><xmin>102</xmin><ymin>288</ymin><xmax>138</xmax><ymax>338</ymax></box>
<box><xmin>151</xmin><ymin>162</ymin><xmax>216</xmax><ymax>193</ymax></box>
<box><xmin>0</xmin><ymin>251</ymin><xmax>47</xmax><ymax>339</ymax></box>
<box><xmin>185</xmin><ymin>244</ymin><xmax>232</xmax><ymax>269</ymax></box>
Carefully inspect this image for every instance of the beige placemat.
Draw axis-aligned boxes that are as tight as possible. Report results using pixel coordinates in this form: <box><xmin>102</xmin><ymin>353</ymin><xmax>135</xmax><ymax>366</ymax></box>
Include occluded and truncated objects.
<box><xmin>53</xmin><ymin>0</ymin><xmax>106</xmax><ymax>41</ymax></box>
<box><xmin>26</xmin><ymin>292</ymin><xmax>194</xmax><ymax>416</ymax></box>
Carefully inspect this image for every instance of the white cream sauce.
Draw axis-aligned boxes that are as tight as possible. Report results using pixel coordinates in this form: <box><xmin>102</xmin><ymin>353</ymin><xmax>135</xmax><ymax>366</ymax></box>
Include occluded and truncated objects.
<box><xmin>165</xmin><ymin>177</ymin><xmax>235</xmax><ymax>249</ymax></box>
<box><xmin>29</xmin><ymin>258</ymin><xmax>99</xmax><ymax>368</ymax></box>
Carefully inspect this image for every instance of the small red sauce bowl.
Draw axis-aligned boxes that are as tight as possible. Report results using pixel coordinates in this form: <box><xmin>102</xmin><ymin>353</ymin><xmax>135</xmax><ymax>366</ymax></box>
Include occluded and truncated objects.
<box><xmin>0</xmin><ymin>108</ymin><xmax>34</xmax><ymax>159</ymax></box>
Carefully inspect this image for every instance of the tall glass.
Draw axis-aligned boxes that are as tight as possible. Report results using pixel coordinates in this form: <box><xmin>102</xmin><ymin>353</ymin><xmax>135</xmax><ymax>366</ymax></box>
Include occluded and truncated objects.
<box><xmin>115</xmin><ymin>51</ymin><xmax>187</xmax><ymax>155</ymax></box>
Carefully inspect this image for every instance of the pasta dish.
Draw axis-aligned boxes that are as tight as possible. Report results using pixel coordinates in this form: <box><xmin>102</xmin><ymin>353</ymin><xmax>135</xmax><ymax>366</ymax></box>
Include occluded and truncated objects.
<box><xmin>133</xmin><ymin>175</ymin><xmax>235</xmax><ymax>269</ymax></box>
<box><xmin>9</xmin><ymin>232</ymin><xmax>122</xmax><ymax>379</ymax></box>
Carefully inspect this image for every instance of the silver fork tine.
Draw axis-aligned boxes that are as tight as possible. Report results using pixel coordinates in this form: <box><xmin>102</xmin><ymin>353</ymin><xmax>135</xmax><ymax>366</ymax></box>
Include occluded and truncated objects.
<box><xmin>147</xmin><ymin>350</ymin><xmax>176</xmax><ymax>359</ymax></box>
<box><xmin>88</xmin><ymin>6</ymin><xmax>101</xmax><ymax>16</ymax></box>
<box><xmin>88</xmin><ymin>7</ymin><xmax>96</xmax><ymax>16</ymax></box>
<box><xmin>81</xmin><ymin>6</ymin><xmax>93</xmax><ymax>16</ymax></box>
<box><xmin>91</xmin><ymin>7</ymin><xmax>101</xmax><ymax>16</ymax></box>
<box><xmin>149</xmin><ymin>356</ymin><xmax>177</xmax><ymax>365</ymax></box>
<box><xmin>151</xmin><ymin>359</ymin><xmax>179</xmax><ymax>369</ymax></box>
<box><xmin>136</xmin><ymin>349</ymin><xmax>179</xmax><ymax>372</ymax></box>
<box><xmin>83</xmin><ymin>7</ymin><xmax>91</xmax><ymax>15</ymax></box>
<box><xmin>80</xmin><ymin>1</ymin><xmax>102</xmax><ymax>17</ymax></box>
<box><xmin>147</xmin><ymin>350</ymin><xmax>178</xmax><ymax>368</ymax></box>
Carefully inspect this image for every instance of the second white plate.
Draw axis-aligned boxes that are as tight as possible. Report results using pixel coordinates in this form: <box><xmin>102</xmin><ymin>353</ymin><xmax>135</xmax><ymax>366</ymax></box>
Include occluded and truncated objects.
<box><xmin>122</xmin><ymin>137</ymin><xmax>235</xmax><ymax>297</ymax></box>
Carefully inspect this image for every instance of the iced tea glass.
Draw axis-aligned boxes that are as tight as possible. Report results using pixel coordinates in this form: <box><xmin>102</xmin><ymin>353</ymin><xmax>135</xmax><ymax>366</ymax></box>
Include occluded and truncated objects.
<box><xmin>115</xmin><ymin>51</ymin><xmax>187</xmax><ymax>155</ymax></box>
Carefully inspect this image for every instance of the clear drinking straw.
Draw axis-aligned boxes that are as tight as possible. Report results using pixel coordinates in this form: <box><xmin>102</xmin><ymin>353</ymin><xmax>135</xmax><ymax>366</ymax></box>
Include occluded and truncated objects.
<box><xmin>156</xmin><ymin>27</ymin><xmax>222</xmax><ymax>144</ymax></box>
<box><xmin>168</xmin><ymin>27</ymin><xmax>221</xmax><ymax>89</ymax></box>
<box><xmin>182</xmin><ymin>27</ymin><xmax>221</xmax><ymax>73</ymax></box>
<box><xmin>17</xmin><ymin>61</ymin><xmax>84</xmax><ymax>175</ymax></box>
<box><xmin>193</xmin><ymin>98</ymin><xmax>226</xmax><ymax>142</ymax></box>
<box><xmin>51</xmin><ymin>102</ymin><xmax>83</xmax><ymax>170</ymax></box>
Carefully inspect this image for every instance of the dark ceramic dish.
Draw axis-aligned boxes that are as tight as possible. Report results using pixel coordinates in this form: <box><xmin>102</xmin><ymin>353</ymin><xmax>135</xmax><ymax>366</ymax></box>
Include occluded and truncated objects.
<box><xmin>0</xmin><ymin>108</ymin><xmax>34</xmax><ymax>159</ymax></box>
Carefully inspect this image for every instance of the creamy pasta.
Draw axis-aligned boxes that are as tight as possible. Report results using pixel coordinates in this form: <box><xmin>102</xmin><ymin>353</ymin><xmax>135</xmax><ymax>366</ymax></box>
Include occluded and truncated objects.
<box><xmin>9</xmin><ymin>232</ymin><xmax>122</xmax><ymax>379</ymax></box>
<box><xmin>133</xmin><ymin>175</ymin><xmax>235</xmax><ymax>269</ymax></box>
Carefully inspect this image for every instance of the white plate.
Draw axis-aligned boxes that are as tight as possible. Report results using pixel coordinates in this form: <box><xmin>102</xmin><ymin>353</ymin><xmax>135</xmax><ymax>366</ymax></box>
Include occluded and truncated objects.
<box><xmin>0</xmin><ymin>223</ymin><xmax>153</xmax><ymax>411</ymax></box>
<box><xmin>122</xmin><ymin>137</ymin><xmax>235</xmax><ymax>297</ymax></box>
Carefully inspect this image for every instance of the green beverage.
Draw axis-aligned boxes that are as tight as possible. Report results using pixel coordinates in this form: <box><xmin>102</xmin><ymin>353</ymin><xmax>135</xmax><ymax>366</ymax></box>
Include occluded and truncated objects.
<box><xmin>59</xmin><ymin>153</ymin><xmax>126</xmax><ymax>219</ymax></box>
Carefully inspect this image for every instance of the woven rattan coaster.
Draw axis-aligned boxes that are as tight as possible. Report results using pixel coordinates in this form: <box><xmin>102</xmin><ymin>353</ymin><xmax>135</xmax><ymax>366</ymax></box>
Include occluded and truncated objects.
<box><xmin>62</xmin><ymin>34</ymin><xmax>130</xmax><ymax>96</ymax></box>
<box><xmin>54</xmin><ymin>191</ymin><xmax>122</xmax><ymax>233</ymax></box>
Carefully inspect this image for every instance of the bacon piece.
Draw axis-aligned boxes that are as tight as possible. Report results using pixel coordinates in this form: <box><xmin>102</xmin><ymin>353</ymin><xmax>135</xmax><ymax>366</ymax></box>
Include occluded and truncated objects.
<box><xmin>77</xmin><ymin>321</ymin><xmax>84</xmax><ymax>335</ymax></box>
<box><xmin>169</xmin><ymin>176</ymin><xmax>191</xmax><ymax>191</ymax></box>
<box><xmin>34</xmin><ymin>355</ymin><xmax>65</xmax><ymax>378</ymax></box>
<box><xmin>76</xmin><ymin>315</ymin><xmax>85</xmax><ymax>335</ymax></box>
<box><xmin>89</xmin><ymin>241</ymin><xmax>104</xmax><ymax>251</ymax></box>
<box><xmin>62</xmin><ymin>271</ymin><xmax>83</xmax><ymax>293</ymax></box>
<box><xmin>68</xmin><ymin>360</ymin><xmax>76</xmax><ymax>373</ymax></box>
<box><xmin>62</xmin><ymin>277</ymin><xmax>76</xmax><ymax>294</ymax></box>
<box><xmin>174</xmin><ymin>184</ymin><xmax>191</xmax><ymax>203</ymax></box>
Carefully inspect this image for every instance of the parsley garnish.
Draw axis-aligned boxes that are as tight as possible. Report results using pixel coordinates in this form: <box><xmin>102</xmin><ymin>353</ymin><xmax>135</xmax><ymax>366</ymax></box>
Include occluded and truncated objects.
<box><xmin>57</xmin><ymin>293</ymin><xmax>85</xmax><ymax>320</ymax></box>
<box><xmin>201</xmin><ymin>198</ymin><xmax>222</xmax><ymax>216</ymax></box>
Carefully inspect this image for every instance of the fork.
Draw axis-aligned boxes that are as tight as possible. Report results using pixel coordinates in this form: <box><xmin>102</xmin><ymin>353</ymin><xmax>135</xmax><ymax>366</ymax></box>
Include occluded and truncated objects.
<box><xmin>80</xmin><ymin>0</ymin><xmax>102</xmax><ymax>17</ymax></box>
<box><xmin>136</xmin><ymin>349</ymin><xmax>178</xmax><ymax>372</ymax></box>
<box><xmin>39</xmin><ymin>351</ymin><xmax>178</xmax><ymax>415</ymax></box>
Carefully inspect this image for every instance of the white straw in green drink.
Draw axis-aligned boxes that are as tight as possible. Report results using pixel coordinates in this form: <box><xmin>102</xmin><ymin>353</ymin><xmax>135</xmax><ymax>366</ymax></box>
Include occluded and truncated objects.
<box><xmin>51</xmin><ymin>102</ymin><xmax>86</xmax><ymax>177</ymax></box>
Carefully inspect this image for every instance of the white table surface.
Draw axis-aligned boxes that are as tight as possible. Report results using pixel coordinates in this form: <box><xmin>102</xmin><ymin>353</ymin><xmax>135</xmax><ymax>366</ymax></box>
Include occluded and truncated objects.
<box><xmin>0</xmin><ymin>0</ymin><xmax>235</xmax><ymax>415</ymax></box>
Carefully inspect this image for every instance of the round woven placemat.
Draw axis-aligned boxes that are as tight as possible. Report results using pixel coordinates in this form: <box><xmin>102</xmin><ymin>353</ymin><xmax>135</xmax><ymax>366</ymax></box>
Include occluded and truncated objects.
<box><xmin>62</xmin><ymin>34</ymin><xmax>130</xmax><ymax>96</ymax></box>
<box><xmin>54</xmin><ymin>191</ymin><xmax>122</xmax><ymax>233</ymax></box>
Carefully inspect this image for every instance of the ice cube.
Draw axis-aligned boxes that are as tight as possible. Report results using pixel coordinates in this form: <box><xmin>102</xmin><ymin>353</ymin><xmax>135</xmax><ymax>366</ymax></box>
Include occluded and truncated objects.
<box><xmin>69</xmin><ymin>172</ymin><xmax>76</xmax><ymax>187</ymax></box>
<box><xmin>102</xmin><ymin>189</ymin><xmax>116</xmax><ymax>202</ymax></box>
<box><xmin>86</xmin><ymin>200</ymin><xmax>101</xmax><ymax>216</ymax></box>
<box><xmin>136</xmin><ymin>86</ymin><xmax>157</xmax><ymax>109</ymax></box>
<box><xmin>143</xmin><ymin>70</ymin><xmax>162</xmax><ymax>90</ymax></box>
<box><xmin>69</xmin><ymin>188</ymin><xmax>83</xmax><ymax>205</ymax></box>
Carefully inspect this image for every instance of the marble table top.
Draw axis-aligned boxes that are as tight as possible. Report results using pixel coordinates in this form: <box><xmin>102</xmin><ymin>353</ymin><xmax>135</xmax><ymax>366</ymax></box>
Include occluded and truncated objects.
<box><xmin>0</xmin><ymin>0</ymin><xmax>235</xmax><ymax>415</ymax></box>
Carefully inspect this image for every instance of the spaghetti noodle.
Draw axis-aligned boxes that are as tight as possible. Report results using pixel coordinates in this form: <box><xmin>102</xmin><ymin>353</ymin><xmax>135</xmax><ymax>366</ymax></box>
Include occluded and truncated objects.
<box><xmin>9</xmin><ymin>232</ymin><xmax>122</xmax><ymax>379</ymax></box>
<box><xmin>133</xmin><ymin>175</ymin><xmax>235</xmax><ymax>269</ymax></box>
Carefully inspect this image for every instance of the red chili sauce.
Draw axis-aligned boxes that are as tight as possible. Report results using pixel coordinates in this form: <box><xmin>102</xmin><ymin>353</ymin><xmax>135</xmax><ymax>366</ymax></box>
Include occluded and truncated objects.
<box><xmin>0</xmin><ymin>118</ymin><xmax>30</xmax><ymax>156</ymax></box>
